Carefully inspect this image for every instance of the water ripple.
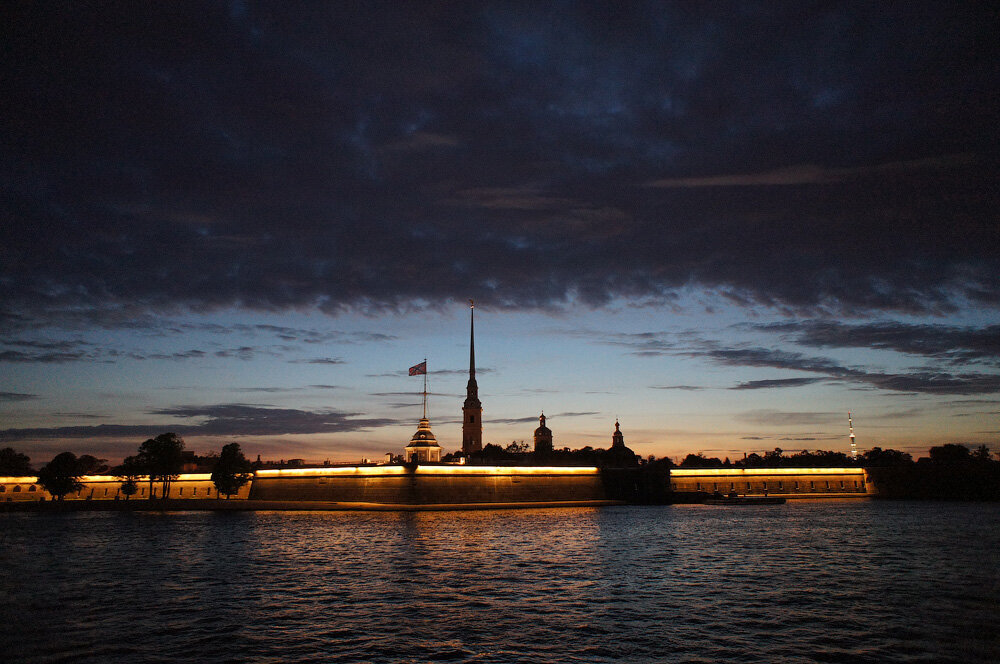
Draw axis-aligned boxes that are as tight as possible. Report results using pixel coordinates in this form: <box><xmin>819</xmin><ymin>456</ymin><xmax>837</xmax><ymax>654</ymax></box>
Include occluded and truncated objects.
<box><xmin>1</xmin><ymin>503</ymin><xmax>998</xmax><ymax>663</ymax></box>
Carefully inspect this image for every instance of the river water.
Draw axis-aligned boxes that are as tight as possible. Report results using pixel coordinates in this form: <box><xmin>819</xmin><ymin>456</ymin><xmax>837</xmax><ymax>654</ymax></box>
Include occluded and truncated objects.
<box><xmin>1</xmin><ymin>500</ymin><xmax>998</xmax><ymax>663</ymax></box>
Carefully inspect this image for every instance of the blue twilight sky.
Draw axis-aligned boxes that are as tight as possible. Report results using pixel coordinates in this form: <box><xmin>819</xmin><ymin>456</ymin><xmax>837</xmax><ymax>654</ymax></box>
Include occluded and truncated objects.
<box><xmin>1</xmin><ymin>3</ymin><xmax>999</xmax><ymax>464</ymax></box>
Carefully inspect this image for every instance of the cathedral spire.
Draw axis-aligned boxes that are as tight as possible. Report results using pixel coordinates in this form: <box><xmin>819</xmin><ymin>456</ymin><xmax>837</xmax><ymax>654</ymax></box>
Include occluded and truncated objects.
<box><xmin>469</xmin><ymin>299</ymin><xmax>476</xmax><ymax>381</ymax></box>
<box><xmin>462</xmin><ymin>299</ymin><xmax>483</xmax><ymax>455</ymax></box>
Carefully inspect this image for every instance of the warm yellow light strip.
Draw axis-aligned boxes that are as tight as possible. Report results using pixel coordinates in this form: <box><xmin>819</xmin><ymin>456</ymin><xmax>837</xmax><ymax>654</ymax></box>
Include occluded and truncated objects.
<box><xmin>670</xmin><ymin>468</ymin><xmax>864</xmax><ymax>477</ymax></box>
<box><xmin>254</xmin><ymin>465</ymin><xmax>600</xmax><ymax>478</ymax></box>
<box><xmin>0</xmin><ymin>474</ymin><xmax>215</xmax><ymax>483</ymax></box>
<box><xmin>255</xmin><ymin>466</ymin><xmax>407</xmax><ymax>477</ymax></box>
<box><xmin>416</xmin><ymin>465</ymin><xmax>599</xmax><ymax>475</ymax></box>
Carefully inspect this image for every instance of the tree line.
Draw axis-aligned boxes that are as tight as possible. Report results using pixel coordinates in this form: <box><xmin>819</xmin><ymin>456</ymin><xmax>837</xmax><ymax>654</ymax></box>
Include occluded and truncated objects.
<box><xmin>674</xmin><ymin>443</ymin><xmax>996</xmax><ymax>469</ymax></box>
<box><xmin>0</xmin><ymin>434</ymin><xmax>252</xmax><ymax>501</ymax></box>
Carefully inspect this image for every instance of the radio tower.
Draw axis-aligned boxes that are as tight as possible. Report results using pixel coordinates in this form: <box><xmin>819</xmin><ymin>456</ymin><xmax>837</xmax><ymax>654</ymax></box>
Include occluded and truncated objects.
<box><xmin>848</xmin><ymin>411</ymin><xmax>858</xmax><ymax>461</ymax></box>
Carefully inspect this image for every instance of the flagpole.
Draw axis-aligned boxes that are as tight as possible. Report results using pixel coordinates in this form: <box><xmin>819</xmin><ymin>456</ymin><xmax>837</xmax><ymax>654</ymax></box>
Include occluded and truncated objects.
<box><xmin>422</xmin><ymin>357</ymin><xmax>427</xmax><ymax>419</ymax></box>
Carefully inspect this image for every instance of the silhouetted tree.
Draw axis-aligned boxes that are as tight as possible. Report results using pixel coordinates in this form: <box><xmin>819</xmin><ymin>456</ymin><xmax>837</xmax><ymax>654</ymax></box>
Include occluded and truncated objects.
<box><xmin>505</xmin><ymin>440</ymin><xmax>530</xmax><ymax>454</ymax></box>
<box><xmin>136</xmin><ymin>433</ymin><xmax>185</xmax><ymax>498</ymax></box>
<box><xmin>0</xmin><ymin>447</ymin><xmax>33</xmax><ymax>476</ymax></box>
<box><xmin>680</xmin><ymin>453</ymin><xmax>724</xmax><ymax>468</ymax></box>
<box><xmin>77</xmin><ymin>454</ymin><xmax>109</xmax><ymax>475</ymax></box>
<box><xmin>480</xmin><ymin>443</ymin><xmax>506</xmax><ymax>459</ymax></box>
<box><xmin>764</xmin><ymin>448</ymin><xmax>784</xmax><ymax>465</ymax></box>
<box><xmin>735</xmin><ymin>452</ymin><xmax>765</xmax><ymax>468</ymax></box>
<box><xmin>861</xmin><ymin>447</ymin><xmax>913</xmax><ymax>467</ymax></box>
<box><xmin>928</xmin><ymin>443</ymin><xmax>972</xmax><ymax>465</ymax></box>
<box><xmin>116</xmin><ymin>455</ymin><xmax>143</xmax><ymax>500</ymax></box>
<box><xmin>211</xmin><ymin>443</ymin><xmax>253</xmax><ymax>499</ymax></box>
<box><xmin>36</xmin><ymin>452</ymin><xmax>84</xmax><ymax>500</ymax></box>
<box><xmin>972</xmin><ymin>444</ymin><xmax>993</xmax><ymax>463</ymax></box>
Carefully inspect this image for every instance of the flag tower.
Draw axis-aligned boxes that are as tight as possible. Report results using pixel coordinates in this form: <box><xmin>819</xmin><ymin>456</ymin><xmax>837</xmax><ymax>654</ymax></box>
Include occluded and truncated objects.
<box><xmin>462</xmin><ymin>300</ymin><xmax>483</xmax><ymax>455</ymax></box>
<box><xmin>405</xmin><ymin>360</ymin><xmax>440</xmax><ymax>463</ymax></box>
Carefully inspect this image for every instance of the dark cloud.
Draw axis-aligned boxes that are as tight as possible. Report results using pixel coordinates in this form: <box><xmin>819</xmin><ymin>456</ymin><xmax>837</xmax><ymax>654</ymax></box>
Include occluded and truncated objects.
<box><xmin>233</xmin><ymin>386</ymin><xmax>302</xmax><ymax>394</ymax></box>
<box><xmin>0</xmin><ymin>340</ymin><xmax>298</xmax><ymax>364</ymax></box>
<box><xmin>290</xmin><ymin>357</ymin><xmax>346</xmax><ymax>365</ymax></box>
<box><xmin>701</xmin><ymin>346</ymin><xmax>1000</xmax><ymax>395</ymax></box>
<box><xmin>2</xmin><ymin>4</ymin><xmax>998</xmax><ymax>333</ymax></box>
<box><xmin>645</xmin><ymin>154</ymin><xmax>976</xmax><ymax>188</ymax></box>
<box><xmin>367</xmin><ymin>368</ymin><xmax>495</xmax><ymax>377</ymax></box>
<box><xmin>184</xmin><ymin>323</ymin><xmax>397</xmax><ymax>345</ymax></box>
<box><xmin>488</xmin><ymin>411</ymin><xmax>600</xmax><ymax>425</ymax></box>
<box><xmin>229</xmin><ymin>384</ymin><xmax>343</xmax><ymax>394</ymax></box>
<box><xmin>738</xmin><ymin>410</ymin><xmax>842</xmax><ymax>426</ymax></box>
<box><xmin>369</xmin><ymin>392</ymin><xmax>462</xmax><ymax>398</ymax></box>
<box><xmin>214</xmin><ymin>346</ymin><xmax>260</xmax><ymax>360</ymax></box>
<box><xmin>731</xmin><ymin>377</ymin><xmax>828</xmax><ymax>390</ymax></box>
<box><xmin>5</xmin><ymin>339</ymin><xmax>90</xmax><ymax>350</ymax></box>
<box><xmin>757</xmin><ymin>321</ymin><xmax>1000</xmax><ymax>366</ymax></box>
<box><xmin>0</xmin><ymin>391</ymin><xmax>38</xmax><ymax>402</ymax></box>
<box><xmin>650</xmin><ymin>384</ymin><xmax>706</xmax><ymax>391</ymax></box>
<box><xmin>601</xmin><ymin>327</ymin><xmax>1000</xmax><ymax>395</ymax></box>
<box><xmin>0</xmin><ymin>404</ymin><xmax>399</xmax><ymax>442</ymax></box>
<box><xmin>0</xmin><ymin>350</ymin><xmax>95</xmax><ymax>363</ymax></box>
<box><xmin>148</xmin><ymin>349</ymin><xmax>208</xmax><ymax>360</ymax></box>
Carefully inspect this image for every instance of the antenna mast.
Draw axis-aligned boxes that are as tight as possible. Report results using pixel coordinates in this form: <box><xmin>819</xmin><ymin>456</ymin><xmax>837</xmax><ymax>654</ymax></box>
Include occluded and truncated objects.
<box><xmin>848</xmin><ymin>411</ymin><xmax>857</xmax><ymax>461</ymax></box>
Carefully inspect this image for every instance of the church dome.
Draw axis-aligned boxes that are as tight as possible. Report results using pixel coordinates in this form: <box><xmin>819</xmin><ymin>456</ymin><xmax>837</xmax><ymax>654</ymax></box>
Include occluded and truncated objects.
<box><xmin>534</xmin><ymin>413</ymin><xmax>553</xmax><ymax>456</ymax></box>
<box><xmin>534</xmin><ymin>413</ymin><xmax>551</xmax><ymax>435</ymax></box>
<box><xmin>407</xmin><ymin>417</ymin><xmax>439</xmax><ymax>448</ymax></box>
<box><xmin>605</xmin><ymin>419</ymin><xmax>638</xmax><ymax>467</ymax></box>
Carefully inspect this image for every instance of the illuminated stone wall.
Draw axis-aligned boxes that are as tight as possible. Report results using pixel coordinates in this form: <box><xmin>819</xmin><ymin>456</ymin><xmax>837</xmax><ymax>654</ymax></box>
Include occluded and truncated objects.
<box><xmin>0</xmin><ymin>474</ymin><xmax>251</xmax><ymax>501</ymax></box>
<box><xmin>250</xmin><ymin>466</ymin><xmax>608</xmax><ymax>505</ymax></box>
<box><xmin>669</xmin><ymin>468</ymin><xmax>870</xmax><ymax>497</ymax></box>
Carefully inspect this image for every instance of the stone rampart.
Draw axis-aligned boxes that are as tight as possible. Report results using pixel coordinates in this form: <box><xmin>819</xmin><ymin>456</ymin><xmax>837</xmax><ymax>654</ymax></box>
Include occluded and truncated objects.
<box><xmin>0</xmin><ymin>473</ymin><xmax>251</xmax><ymax>502</ymax></box>
<box><xmin>249</xmin><ymin>465</ymin><xmax>611</xmax><ymax>506</ymax></box>
<box><xmin>669</xmin><ymin>467</ymin><xmax>870</xmax><ymax>498</ymax></box>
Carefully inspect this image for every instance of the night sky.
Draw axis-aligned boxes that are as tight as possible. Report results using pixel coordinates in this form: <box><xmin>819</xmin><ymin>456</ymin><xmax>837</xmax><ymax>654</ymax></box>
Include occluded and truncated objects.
<box><xmin>2</xmin><ymin>2</ymin><xmax>999</xmax><ymax>464</ymax></box>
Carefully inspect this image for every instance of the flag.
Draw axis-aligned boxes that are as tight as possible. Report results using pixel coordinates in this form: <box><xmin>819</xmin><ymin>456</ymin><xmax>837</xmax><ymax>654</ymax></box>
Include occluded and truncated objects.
<box><xmin>408</xmin><ymin>361</ymin><xmax>427</xmax><ymax>376</ymax></box>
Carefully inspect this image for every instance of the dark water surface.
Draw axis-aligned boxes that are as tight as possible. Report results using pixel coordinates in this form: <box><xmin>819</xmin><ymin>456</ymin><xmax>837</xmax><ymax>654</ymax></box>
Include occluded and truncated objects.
<box><xmin>2</xmin><ymin>501</ymin><xmax>998</xmax><ymax>663</ymax></box>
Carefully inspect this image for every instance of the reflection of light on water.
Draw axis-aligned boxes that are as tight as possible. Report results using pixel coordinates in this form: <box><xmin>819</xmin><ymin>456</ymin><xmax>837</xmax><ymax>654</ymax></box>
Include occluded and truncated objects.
<box><xmin>3</xmin><ymin>503</ymin><xmax>998</xmax><ymax>662</ymax></box>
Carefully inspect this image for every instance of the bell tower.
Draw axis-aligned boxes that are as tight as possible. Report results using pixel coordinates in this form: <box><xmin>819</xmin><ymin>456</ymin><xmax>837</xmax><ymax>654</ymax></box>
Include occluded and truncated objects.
<box><xmin>462</xmin><ymin>300</ymin><xmax>483</xmax><ymax>455</ymax></box>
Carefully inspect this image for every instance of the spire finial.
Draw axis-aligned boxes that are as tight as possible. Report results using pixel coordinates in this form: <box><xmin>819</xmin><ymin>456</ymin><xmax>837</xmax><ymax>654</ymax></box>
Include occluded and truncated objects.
<box><xmin>469</xmin><ymin>300</ymin><xmax>476</xmax><ymax>380</ymax></box>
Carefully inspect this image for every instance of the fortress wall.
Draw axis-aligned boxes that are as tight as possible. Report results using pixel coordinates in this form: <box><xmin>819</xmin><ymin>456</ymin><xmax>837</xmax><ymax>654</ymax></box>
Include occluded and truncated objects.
<box><xmin>3</xmin><ymin>467</ymin><xmax>870</xmax><ymax>505</ymax></box>
<box><xmin>669</xmin><ymin>468</ymin><xmax>869</xmax><ymax>497</ymax></box>
<box><xmin>249</xmin><ymin>466</ymin><xmax>608</xmax><ymax>505</ymax></box>
<box><xmin>0</xmin><ymin>474</ymin><xmax>252</xmax><ymax>502</ymax></box>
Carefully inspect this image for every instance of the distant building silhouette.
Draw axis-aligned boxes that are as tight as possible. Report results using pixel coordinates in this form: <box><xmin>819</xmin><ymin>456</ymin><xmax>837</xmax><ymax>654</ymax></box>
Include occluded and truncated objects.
<box><xmin>534</xmin><ymin>413</ymin><xmax>553</xmax><ymax>456</ymax></box>
<box><xmin>605</xmin><ymin>420</ymin><xmax>639</xmax><ymax>467</ymax></box>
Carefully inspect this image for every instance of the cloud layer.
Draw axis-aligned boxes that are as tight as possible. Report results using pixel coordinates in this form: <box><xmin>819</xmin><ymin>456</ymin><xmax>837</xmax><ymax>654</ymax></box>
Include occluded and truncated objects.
<box><xmin>0</xmin><ymin>403</ymin><xmax>398</xmax><ymax>442</ymax></box>
<box><xmin>2</xmin><ymin>4</ymin><xmax>998</xmax><ymax>331</ymax></box>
